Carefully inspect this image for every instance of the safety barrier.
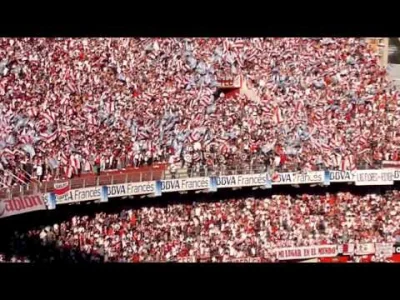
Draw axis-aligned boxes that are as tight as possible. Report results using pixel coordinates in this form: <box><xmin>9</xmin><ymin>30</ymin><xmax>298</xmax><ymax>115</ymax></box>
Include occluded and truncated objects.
<box><xmin>0</xmin><ymin>159</ymin><xmax>389</xmax><ymax>200</ymax></box>
<box><xmin>0</xmin><ymin>165</ymin><xmax>167</xmax><ymax>200</ymax></box>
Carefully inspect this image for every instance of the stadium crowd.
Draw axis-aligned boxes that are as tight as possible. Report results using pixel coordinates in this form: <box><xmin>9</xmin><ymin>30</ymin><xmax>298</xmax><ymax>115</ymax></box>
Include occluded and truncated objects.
<box><xmin>1</xmin><ymin>190</ymin><xmax>400</xmax><ymax>263</ymax></box>
<box><xmin>1</xmin><ymin>38</ymin><xmax>400</xmax><ymax>188</ymax></box>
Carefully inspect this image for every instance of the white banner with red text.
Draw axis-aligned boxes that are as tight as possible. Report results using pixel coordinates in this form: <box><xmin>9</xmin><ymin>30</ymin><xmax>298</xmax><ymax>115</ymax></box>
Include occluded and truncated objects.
<box><xmin>0</xmin><ymin>195</ymin><xmax>47</xmax><ymax>219</ymax></box>
<box><xmin>275</xmin><ymin>245</ymin><xmax>338</xmax><ymax>261</ymax></box>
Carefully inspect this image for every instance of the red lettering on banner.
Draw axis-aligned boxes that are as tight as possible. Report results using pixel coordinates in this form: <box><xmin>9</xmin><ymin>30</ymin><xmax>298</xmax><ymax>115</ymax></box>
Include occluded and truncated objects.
<box><xmin>276</xmin><ymin>245</ymin><xmax>338</xmax><ymax>260</ymax></box>
<box><xmin>0</xmin><ymin>195</ymin><xmax>46</xmax><ymax>219</ymax></box>
<box><xmin>30</xmin><ymin>195</ymin><xmax>43</xmax><ymax>206</ymax></box>
<box><xmin>15</xmin><ymin>198</ymin><xmax>24</xmax><ymax>210</ymax></box>
<box><xmin>23</xmin><ymin>197</ymin><xmax>34</xmax><ymax>208</ymax></box>
<box><xmin>23</xmin><ymin>197</ymin><xmax>31</xmax><ymax>209</ymax></box>
<box><xmin>6</xmin><ymin>199</ymin><xmax>15</xmax><ymax>211</ymax></box>
<box><xmin>319</xmin><ymin>246</ymin><xmax>335</xmax><ymax>255</ymax></box>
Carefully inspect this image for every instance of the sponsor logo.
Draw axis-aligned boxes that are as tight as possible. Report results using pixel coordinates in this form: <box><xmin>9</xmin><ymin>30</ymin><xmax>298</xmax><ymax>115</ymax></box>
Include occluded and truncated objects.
<box><xmin>53</xmin><ymin>182</ymin><xmax>157</xmax><ymax>204</ymax></box>
<box><xmin>329</xmin><ymin>171</ymin><xmax>354</xmax><ymax>182</ymax></box>
<box><xmin>124</xmin><ymin>182</ymin><xmax>155</xmax><ymax>195</ymax></box>
<box><xmin>216</xmin><ymin>174</ymin><xmax>268</xmax><ymax>188</ymax></box>
<box><xmin>272</xmin><ymin>171</ymin><xmax>324</xmax><ymax>185</ymax></box>
<box><xmin>161</xmin><ymin>178</ymin><xmax>210</xmax><ymax>192</ymax></box>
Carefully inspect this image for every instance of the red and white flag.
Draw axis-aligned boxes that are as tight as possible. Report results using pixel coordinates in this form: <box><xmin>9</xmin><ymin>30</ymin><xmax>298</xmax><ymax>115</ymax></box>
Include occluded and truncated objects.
<box><xmin>53</xmin><ymin>182</ymin><xmax>70</xmax><ymax>196</ymax></box>
<box><xmin>26</xmin><ymin>107</ymin><xmax>39</xmax><ymax>118</ymax></box>
<box><xmin>40</xmin><ymin>130</ymin><xmax>58</xmax><ymax>144</ymax></box>
<box><xmin>273</xmin><ymin>107</ymin><xmax>283</xmax><ymax>124</ymax></box>
<box><xmin>70</xmin><ymin>155</ymin><xmax>80</xmax><ymax>174</ymax></box>
<box><xmin>87</xmin><ymin>113</ymin><xmax>97</xmax><ymax>126</ymax></box>
<box><xmin>105</xmin><ymin>102</ymin><xmax>115</xmax><ymax>114</ymax></box>
<box><xmin>66</xmin><ymin>166</ymin><xmax>74</xmax><ymax>178</ymax></box>
<box><xmin>233</xmin><ymin>39</ymin><xmax>245</xmax><ymax>49</ymax></box>
<box><xmin>60</xmin><ymin>152</ymin><xmax>69</xmax><ymax>166</ymax></box>
<box><xmin>41</xmin><ymin>111</ymin><xmax>57</xmax><ymax>125</ymax></box>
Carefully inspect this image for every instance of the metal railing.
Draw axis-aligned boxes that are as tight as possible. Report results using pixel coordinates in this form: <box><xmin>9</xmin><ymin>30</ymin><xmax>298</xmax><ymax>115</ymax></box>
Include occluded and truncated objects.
<box><xmin>0</xmin><ymin>166</ymin><xmax>167</xmax><ymax>200</ymax></box>
<box><xmin>0</xmin><ymin>160</ymin><xmax>387</xmax><ymax>200</ymax></box>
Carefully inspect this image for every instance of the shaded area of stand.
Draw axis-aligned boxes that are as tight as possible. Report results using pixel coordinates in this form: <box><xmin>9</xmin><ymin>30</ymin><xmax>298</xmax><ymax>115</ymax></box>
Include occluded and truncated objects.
<box><xmin>0</xmin><ymin>183</ymin><xmax>397</xmax><ymax>262</ymax></box>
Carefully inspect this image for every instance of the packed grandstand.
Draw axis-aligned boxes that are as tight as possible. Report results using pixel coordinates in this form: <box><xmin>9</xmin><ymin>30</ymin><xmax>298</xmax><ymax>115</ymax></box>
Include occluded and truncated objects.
<box><xmin>1</xmin><ymin>37</ymin><xmax>400</xmax><ymax>263</ymax></box>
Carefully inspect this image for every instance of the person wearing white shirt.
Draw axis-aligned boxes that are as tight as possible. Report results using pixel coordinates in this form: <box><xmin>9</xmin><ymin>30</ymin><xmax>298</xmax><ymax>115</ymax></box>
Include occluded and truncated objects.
<box><xmin>36</xmin><ymin>164</ymin><xmax>43</xmax><ymax>182</ymax></box>
<box><xmin>100</xmin><ymin>156</ymin><xmax>106</xmax><ymax>171</ymax></box>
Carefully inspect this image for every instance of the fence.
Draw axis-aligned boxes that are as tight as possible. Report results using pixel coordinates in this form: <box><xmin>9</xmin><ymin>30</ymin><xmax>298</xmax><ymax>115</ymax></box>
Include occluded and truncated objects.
<box><xmin>0</xmin><ymin>159</ymin><xmax>387</xmax><ymax>200</ymax></box>
<box><xmin>0</xmin><ymin>165</ymin><xmax>167</xmax><ymax>200</ymax></box>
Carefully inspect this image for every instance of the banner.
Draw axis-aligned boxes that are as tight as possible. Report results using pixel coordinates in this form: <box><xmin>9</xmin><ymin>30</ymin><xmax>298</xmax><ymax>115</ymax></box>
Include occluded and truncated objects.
<box><xmin>108</xmin><ymin>181</ymin><xmax>157</xmax><ymax>198</ymax></box>
<box><xmin>354</xmin><ymin>243</ymin><xmax>376</xmax><ymax>255</ymax></box>
<box><xmin>53</xmin><ymin>182</ymin><xmax>70</xmax><ymax>196</ymax></box>
<box><xmin>0</xmin><ymin>195</ymin><xmax>47</xmax><ymax>219</ymax></box>
<box><xmin>355</xmin><ymin>169</ymin><xmax>394</xmax><ymax>186</ymax></box>
<box><xmin>48</xmin><ymin>181</ymin><xmax>157</xmax><ymax>204</ymax></box>
<box><xmin>271</xmin><ymin>171</ymin><xmax>324</xmax><ymax>185</ymax></box>
<box><xmin>375</xmin><ymin>243</ymin><xmax>393</xmax><ymax>258</ymax></box>
<box><xmin>29</xmin><ymin>168</ymin><xmax>400</xmax><ymax>210</ymax></box>
<box><xmin>329</xmin><ymin>171</ymin><xmax>355</xmax><ymax>183</ymax></box>
<box><xmin>161</xmin><ymin>177</ymin><xmax>211</xmax><ymax>193</ymax></box>
<box><xmin>276</xmin><ymin>245</ymin><xmax>338</xmax><ymax>260</ymax></box>
<box><xmin>50</xmin><ymin>186</ymin><xmax>100</xmax><ymax>204</ymax></box>
<box><xmin>216</xmin><ymin>173</ymin><xmax>270</xmax><ymax>189</ymax></box>
<box><xmin>176</xmin><ymin>256</ymin><xmax>197</xmax><ymax>263</ymax></box>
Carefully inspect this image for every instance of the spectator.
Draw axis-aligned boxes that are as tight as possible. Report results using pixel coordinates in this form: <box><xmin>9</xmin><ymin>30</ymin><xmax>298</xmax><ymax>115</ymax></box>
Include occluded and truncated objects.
<box><xmin>0</xmin><ymin>37</ymin><xmax>398</xmax><ymax>190</ymax></box>
<box><xmin>2</xmin><ymin>189</ymin><xmax>400</xmax><ymax>263</ymax></box>
<box><xmin>36</xmin><ymin>163</ymin><xmax>43</xmax><ymax>182</ymax></box>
